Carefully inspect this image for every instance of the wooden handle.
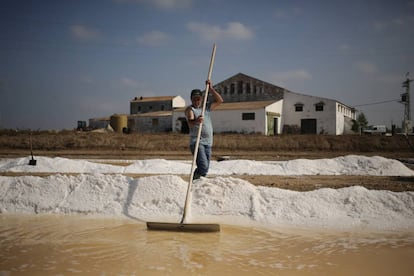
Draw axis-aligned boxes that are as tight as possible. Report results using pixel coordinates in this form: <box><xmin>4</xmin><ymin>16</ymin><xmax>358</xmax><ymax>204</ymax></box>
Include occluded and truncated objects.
<box><xmin>181</xmin><ymin>44</ymin><xmax>216</xmax><ymax>224</ymax></box>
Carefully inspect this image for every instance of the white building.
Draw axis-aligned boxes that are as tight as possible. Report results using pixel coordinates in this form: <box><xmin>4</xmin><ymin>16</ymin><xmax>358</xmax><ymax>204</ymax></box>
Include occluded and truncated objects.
<box><xmin>128</xmin><ymin>95</ymin><xmax>185</xmax><ymax>133</ymax></box>
<box><xmin>128</xmin><ymin>111</ymin><xmax>174</xmax><ymax>133</ymax></box>
<box><xmin>130</xmin><ymin>95</ymin><xmax>185</xmax><ymax>114</ymax></box>
<box><xmin>281</xmin><ymin>91</ymin><xmax>355</xmax><ymax>135</ymax></box>
<box><xmin>173</xmin><ymin>100</ymin><xmax>283</xmax><ymax>135</ymax></box>
<box><xmin>173</xmin><ymin>73</ymin><xmax>355</xmax><ymax>135</ymax></box>
<box><xmin>89</xmin><ymin>73</ymin><xmax>355</xmax><ymax>135</ymax></box>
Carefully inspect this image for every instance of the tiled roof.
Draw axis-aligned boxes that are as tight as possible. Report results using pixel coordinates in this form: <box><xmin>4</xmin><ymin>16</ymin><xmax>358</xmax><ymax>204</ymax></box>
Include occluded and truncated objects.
<box><xmin>128</xmin><ymin>111</ymin><xmax>172</xmax><ymax>117</ymax></box>
<box><xmin>130</xmin><ymin>96</ymin><xmax>176</xmax><ymax>103</ymax></box>
<box><xmin>174</xmin><ymin>100</ymin><xmax>279</xmax><ymax>112</ymax></box>
<box><xmin>215</xmin><ymin>100</ymin><xmax>280</xmax><ymax>110</ymax></box>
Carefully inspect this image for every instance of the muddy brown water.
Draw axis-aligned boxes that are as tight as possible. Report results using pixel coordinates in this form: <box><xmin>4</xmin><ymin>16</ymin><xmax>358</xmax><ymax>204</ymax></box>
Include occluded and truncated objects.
<box><xmin>1</xmin><ymin>214</ymin><xmax>413</xmax><ymax>275</ymax></box>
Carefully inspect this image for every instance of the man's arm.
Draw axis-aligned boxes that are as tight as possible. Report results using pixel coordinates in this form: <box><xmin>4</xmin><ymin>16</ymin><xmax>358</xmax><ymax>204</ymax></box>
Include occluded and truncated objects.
<box><xmin>206</xmin><ymin>80</ymin><xmax>224</xmax><ymax>110</ymax></box>
<box><xmin>185</xmin><ymin>106</ymin><xmax>203</xmax><ymax>128</ymax></box>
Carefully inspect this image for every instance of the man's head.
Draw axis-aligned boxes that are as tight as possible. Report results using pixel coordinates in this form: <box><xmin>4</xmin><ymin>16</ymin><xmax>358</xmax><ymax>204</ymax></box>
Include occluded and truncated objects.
<box><xmin>191</xmin><ymin>89</ymin><xmax>202</xmax><ymax>99</ymax></box>
<box><xmin>191</xmin><ymin>89</ymin><xmax>203</xmax><ymax>107</ymax></box>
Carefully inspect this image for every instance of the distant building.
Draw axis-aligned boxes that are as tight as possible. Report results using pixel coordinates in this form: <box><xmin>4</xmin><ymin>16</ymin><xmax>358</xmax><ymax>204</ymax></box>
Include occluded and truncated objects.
<box><xmin>130</xmin><ymin>96</ymin><xmax>185</xmax><ymax>114</ymax></box>
<box><xmin>281</xmin><ymin>90</ymin><xmax>355</xmax><ymax>135</ymax></box>
<box><xmin>173</xmin><ymin>73</ymin><xmax>355</xmax><ymax>135</ymax></box>
<box><xmin>128</xmin><ymin>111</ymin><xmax>174</xmax><ymax>133</ymax></box>
<box><xmin>128</xmin><ymin>96</ymin><xmax>185</xmax><ymax>133</ymax></box>
<box><xmin>89</xmin><ymin>117</ymin><xmax>110</xmax><ymax>129</ymax></box>
<box><xmin>173</xmin><ymin>100</ymin><xmax>283</xmax><ymax>135</ymax></box>
<box><xmin>88</xmin><ymin>73</ymin><xmax>355</xmax><ymax>135</ymax></box>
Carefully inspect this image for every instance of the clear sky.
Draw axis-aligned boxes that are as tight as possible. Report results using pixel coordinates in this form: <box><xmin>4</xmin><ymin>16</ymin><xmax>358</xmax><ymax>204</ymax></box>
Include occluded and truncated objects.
<box><xmin>1</xmin><ymin>0</ymin><xmax>413</xmax><ymax>130</ymax></box>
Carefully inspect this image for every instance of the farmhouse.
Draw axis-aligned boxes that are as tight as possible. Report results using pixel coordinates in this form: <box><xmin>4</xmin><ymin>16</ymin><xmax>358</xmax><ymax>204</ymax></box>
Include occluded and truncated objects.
<box><xmin>173</xmin><ymin>100</ymin><xmax>283</xmax><ymax>135</ymax></box>
<box><xmin>128</xmin><ymin>111</ymin><xmax>174</xmax><ymax>133</ymax></box>
<box><xmin>88</xmin><ymin>73</ymin><xmax>355</xmax><ymax>135</ymax></box>
<box><xmin>87</xmin><ymin>96</ymin><xmax>185</xmax><ymax>133</ymax></box>
<box><xmin>128</xmin><ymin>96</ymin><xmax>185</xmax><ymax>133</ymax></box>
<box><xmin>281</xmin><ymin>90</ymin><xmax>355</xmax><ymax>135</ymax></box>
<box><xmin>130</xmin><ymin>96</ymin><xmax>185</xmax><ymax>114</ymax></box>
<box><xmin>173</xmin><ymin>73</ymin><xmax>355</xmax><ymax>135</ymax></box>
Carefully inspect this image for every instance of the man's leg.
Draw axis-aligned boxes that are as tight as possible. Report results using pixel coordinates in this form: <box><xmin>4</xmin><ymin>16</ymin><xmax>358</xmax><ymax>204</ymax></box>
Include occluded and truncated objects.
<box><xmin>190</xmin><ymin>144</ymin><xmax>211</xmax><ymax>178</ymax></box>
<box><xmin>196</xmin><ymin>144</ymin><xmax>211</xmax><ymax>177</ymax></box>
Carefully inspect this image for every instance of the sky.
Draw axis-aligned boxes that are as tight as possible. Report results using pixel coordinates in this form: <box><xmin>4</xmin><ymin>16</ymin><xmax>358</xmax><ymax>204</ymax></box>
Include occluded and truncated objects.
<box><xmin>1</xmin><ymin>0</ymin><xmax>413</xmax><ymax>130</ymax></box>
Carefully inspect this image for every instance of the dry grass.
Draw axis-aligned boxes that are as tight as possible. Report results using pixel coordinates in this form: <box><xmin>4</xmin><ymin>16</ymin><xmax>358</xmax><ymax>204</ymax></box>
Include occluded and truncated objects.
<box><xmin>1</xmin><ymin>130</ymin><xmax>413</xmax><ymax>154</ymax></box>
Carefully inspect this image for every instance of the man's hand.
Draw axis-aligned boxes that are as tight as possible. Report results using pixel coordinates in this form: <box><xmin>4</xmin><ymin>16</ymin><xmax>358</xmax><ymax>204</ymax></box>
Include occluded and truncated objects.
<box><xmin>195</xmin><ymin>115</ymin><xmax>204</xmax><ymax>124</ymax></box>
<box><xmin>206</xmin><ymin>79</ymin><xmax>213</xmax><ymax>89</ymax></box>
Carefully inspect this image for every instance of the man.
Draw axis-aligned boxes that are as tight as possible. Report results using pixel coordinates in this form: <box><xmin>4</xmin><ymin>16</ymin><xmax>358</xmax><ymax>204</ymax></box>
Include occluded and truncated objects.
<box><xmin>185</xmin><ymin>79</ymin><xmax>223</xmax><ymax>180</ymax></box>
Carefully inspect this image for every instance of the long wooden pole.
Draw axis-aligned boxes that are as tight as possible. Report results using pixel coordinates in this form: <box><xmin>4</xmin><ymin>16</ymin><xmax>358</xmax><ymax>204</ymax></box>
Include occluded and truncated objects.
<box><xmin>180</xmin><ymin>44</ymin><xmax>216</xmax><ymax>224</ymax></box>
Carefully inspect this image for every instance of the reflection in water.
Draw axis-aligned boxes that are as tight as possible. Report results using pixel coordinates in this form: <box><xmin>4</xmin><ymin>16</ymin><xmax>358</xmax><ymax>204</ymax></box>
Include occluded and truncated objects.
<box><xmin>1</xmin><ymin>214</ymin><xmax>413</xmax><ymax>275</ymax></box>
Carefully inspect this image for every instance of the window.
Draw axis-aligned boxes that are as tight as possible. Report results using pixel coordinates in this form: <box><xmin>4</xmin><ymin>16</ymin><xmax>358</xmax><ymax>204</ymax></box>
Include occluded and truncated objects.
<box><xmin>295</xmin><ymin>103</ymin><xmax>303</xmax><ymax>112</ymax></box>
<box><xmin>237</xmin><ymin>81</ymin><xmax>243</xmax><ymax>94</ymax></box>
<box><xmin>315</xmin><ymin>102</ymin><xmax>324</xmax><ymax>112</ymax></box>
<box><xmin>246</xmin><ymin>83</ymin><xmax>251</xmax><ymax>94</ymax></box>
<box><xmin>161</xmin><ymin>105</ymin><xmax>165</xmax><ymax>111</ymax></box>
<box><xmin>152</xmin><ymin>118</ymin><xmax>159</xmax><ymax>126</ymax></box>
<box><xmin>242</xmin><ymin>113</ymin><xmax>255</xmax><ymax>120</ymax></box>
<box><xmin>230</xmin><ymin>83</ymin><xmax>235</xmax><ymax>94</ymax></box>
<box><xmin>224</xmin><ymin>86</ymin><xmax>228</xmax><ymax>95</ymax></box>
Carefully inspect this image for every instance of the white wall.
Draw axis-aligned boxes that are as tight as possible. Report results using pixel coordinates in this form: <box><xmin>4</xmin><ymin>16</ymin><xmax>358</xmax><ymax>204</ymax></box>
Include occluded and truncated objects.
<box><xmin>336</xmin><ymin>102</ymin><xmax>356</xmax><ymax>135</ymax></box>
<box><xmin>173</xmin><ymin>94</ymin><xmax>355</xmax><ymax>135</ymax></box>
<box><xmin>173</xmin><ymin>101</ymin><xmax>284</xmax><ymax>134</ymax></box>
<box><xmin>265</xmin><ymin>100</ymin><xmax>283</xmax><ymax>135</ymax></box>
<box><xmin>212</xmin><ymin>109</ymin><xmax>265</xmax><ymax>134</ymax></box>
<box><xmin>172</xmin><ymin>96</ymin><xmax>186</xmax><ymax>108</ymax></box>
<box><xmin>282</xmin><ymin>92</ymin><xmax>338</xmax><ymax>134</ymax></box>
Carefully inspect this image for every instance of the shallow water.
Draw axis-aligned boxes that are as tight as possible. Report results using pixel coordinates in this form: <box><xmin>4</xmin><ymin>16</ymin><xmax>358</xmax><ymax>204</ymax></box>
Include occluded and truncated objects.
<box><xmin>0</xmin><ymin>214</ymin><xmax>413</xmax><ymax>275</ymax></box>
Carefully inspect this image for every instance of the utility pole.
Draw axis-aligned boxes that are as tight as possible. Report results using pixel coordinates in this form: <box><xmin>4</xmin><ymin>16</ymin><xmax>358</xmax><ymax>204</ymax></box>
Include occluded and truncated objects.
<box><xmin>401</xmin><ymin>72</ymin><xmax>413</xmax><ymax>134</ymax></box>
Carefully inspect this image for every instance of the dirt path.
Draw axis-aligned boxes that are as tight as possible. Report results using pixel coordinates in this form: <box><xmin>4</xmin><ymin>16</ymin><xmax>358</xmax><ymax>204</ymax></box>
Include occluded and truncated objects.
<box><xmin>2</xmin><ymin>171</ymin><xmax>412</xmax><ymax>192</ymax></box>
<box><xmin>232</xmin><ymin>175</ymin><xmax>414</xmax><ymax>192</ymax></box>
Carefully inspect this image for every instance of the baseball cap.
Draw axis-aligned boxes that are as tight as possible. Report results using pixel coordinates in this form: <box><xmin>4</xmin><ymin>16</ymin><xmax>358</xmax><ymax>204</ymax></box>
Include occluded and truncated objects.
<box><xmin>191</xmin><ymin>89</ymin><xmax>203</xmax><ymax>98</ymax></box>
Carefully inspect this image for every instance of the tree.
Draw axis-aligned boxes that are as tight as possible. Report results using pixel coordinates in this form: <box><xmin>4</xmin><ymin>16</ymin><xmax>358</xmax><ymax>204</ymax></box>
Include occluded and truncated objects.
<box><xmin>352</xmin><ymin>112</ymin><xmax>369</xmax><ymax>133</ymax></box>
<box><xmin>357</xmin><ymin>112</ymin><xmax>368</xmax><ymax>129</ymax></box>
<box><xmin>351</xmin><ymin>120</ymin><xmax>359</xmax><ymax>132</ymax></box>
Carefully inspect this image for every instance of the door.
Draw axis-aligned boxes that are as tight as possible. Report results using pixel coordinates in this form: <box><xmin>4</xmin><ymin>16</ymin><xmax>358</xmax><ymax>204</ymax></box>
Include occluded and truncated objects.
<box><xmin>273</xmin><ymin>117</ymin><xmax>278</xmax><ymax>135</ymax></box>
<box><xmin>301</xmin><ymin>119</ymin><xmax>317</xmax><ymax>134</ymax></box>
<box><xmin>267</xmin><ymin>115</ymin><xmax>274</xmax><ymax>136</ymax></box>
<box><xmin>266</xmin><ymin>112</ymin><xmax>280</xmax><ymax>136</ymax></box>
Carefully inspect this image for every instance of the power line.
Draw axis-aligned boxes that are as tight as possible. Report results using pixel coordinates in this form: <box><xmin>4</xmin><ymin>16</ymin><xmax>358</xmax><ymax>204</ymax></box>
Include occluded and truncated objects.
<box><xmin>354</xmin><ymin>99</ymin><xmax>399</xmax><ymax>107</ymax></box>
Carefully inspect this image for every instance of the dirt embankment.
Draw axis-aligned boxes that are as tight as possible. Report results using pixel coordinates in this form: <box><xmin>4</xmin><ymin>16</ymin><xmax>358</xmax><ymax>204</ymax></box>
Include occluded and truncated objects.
<box><xmin>1</xmin><ymin>130</ymin><xmax>413</xmax><ymax>158</ymax></box>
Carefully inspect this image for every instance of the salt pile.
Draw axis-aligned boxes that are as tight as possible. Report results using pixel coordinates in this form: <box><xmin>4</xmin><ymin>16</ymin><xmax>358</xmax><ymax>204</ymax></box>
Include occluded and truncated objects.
<box><xmin>0</xmin><ymin>155</ymin><xmax>413</xmax><ymax>232</ymax></box>
<box><xmin>1</xmin><ymin>155</ymin><xmax>413</xmax><ymax>176</ymax></box>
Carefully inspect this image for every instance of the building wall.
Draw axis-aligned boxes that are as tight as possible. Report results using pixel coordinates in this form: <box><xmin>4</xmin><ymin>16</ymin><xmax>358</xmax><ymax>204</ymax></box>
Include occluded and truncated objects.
<box><xmin>212</xmin><ymin>109</ymin><xmax>266</xmax><ymax>134</ymax></box>
<box><xmin>172</xmin><ymin>101</ymin><xmax>283</xmax><ymax>135</ymax></box>
<box><xmin>130</xmin><ymin>96</ymin><xmax>185</xmax><ymax>114</ymax></box>
<box><xmin>128</xmin><ymin>115</ymin><xmax>172</xmax><ymax>133</ymax></box>
<box><xmin>89</xmin><ymin>118</ymin><xmax>110</xmax><ymax>129</ymax></box>
<box><xmin>173</xmin><ymin>109</ymin><xmax>268</xmax><ymax>134</ymax></box>
<box><xmin>265</xmin><ymin>100</ymin><xmax>284</xmax><ymax>135</ymax></box>
<box><xmin>130</xmin><ymin>100</ymin><xmax>171</xmax><ymax>114</ymax></box>
<box><xmin>282</xmin><ymin>91</ymin><xmax>338</xmax><ymax>134</ymax></box>
<box><xmin>214</xmin><ymin>73</ymin><xmax>284</xmax><ymax>103</ymax></box>
<box><xmin>172</xmin><ymin>97</ymin><xmax>186</xmax><ymax>109</ymax></box>
<box><xmin>336</xmin><ymin>102</ymin><xmax>356</xmax><ymax>135</ymax></box>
